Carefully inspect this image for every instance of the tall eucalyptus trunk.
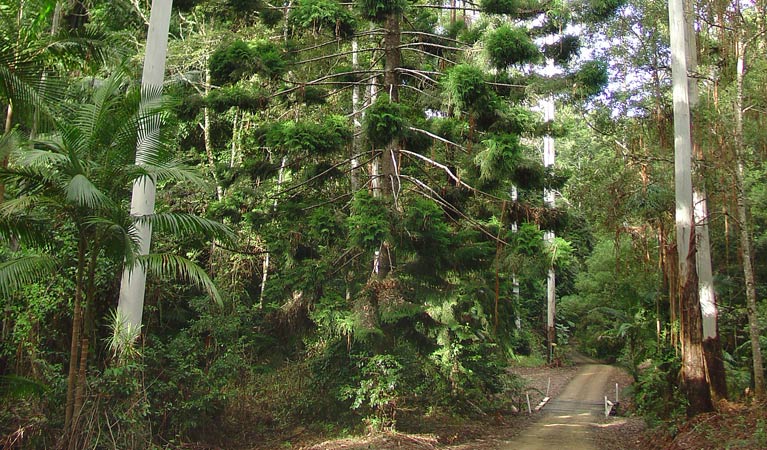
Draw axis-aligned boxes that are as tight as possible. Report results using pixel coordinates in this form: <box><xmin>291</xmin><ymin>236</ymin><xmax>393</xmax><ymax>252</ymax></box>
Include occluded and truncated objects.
<box><xmin>117</xmin><ymin>0</ymin><xmax>173</xmax><ymax>344</ymax></box>
<box><xmin>204</xmin><ymin>66</ymin><xmax>224</xmax><ymax>201</ymax></box>
<box><xmin>511</xmin><ymin>185</ymin><xmax>521</xmax><ymax>330</ymax></box>
<box><xmin>542</xmin><ymin>97</ymin><xmax>556</xmax><ymax>362</ymax></box>
<box><xmin>685</xmin><ymin>0</ymin><xmax>727</xmax><ymax>401</ymax></box>
<box><xmin>350</xmin><ymin>37</ymin><xmax>362</xmax><ymax>192</ymax></box>
<box><xmin>668</xmin><ymin>0</ymin><xmax>712</xmax><ymax>415</ymax></box>
<box><xmin>734</xmin><ymin>32</ymin><xmax>765</xmax><ymax>399</ymax></box>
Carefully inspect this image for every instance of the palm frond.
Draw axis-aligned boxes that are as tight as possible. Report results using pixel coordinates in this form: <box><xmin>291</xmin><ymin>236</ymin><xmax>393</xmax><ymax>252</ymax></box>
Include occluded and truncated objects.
<box><xmin>0</xmin><ymin>129</ymin><xmax>19</xmax><ymax>160</ymax></box>
<box><xmin>65</xmin><ymin>173</ymin><xmax>112</xmax><ymax>209</ymax></box>
<box><xmin>135</xmin><ymin>114</ymin><xmax>170</xmax><ymax>163</ymax></box>
<box><xmin>45</xmin><ymin>26</ymin><xmax>114</xmax><ymax>69</ymax></box>
<box><xmin>0</xmin><ymin>214</ymin><xmax>51</xmax><ymax>249</ymax></box>
<box><xmin>82</xmin><ymin>215</ymin><xmax>138</xmax><ymax>261</ymax></box>
<box><xmin>13</xmin><ymin>147</ymin><xmax>68</xmax><ymax>168</ymax></box>
<box><xmin>0</xmin><ymin>57</ymin><xmax>44</xmax><ymax>113</ymax></box>
<box><xmin>0</xmin><ymin>374</ymin><xmax>46</xmax><ymax>399</ymax></box>
<box><xmin>0</xmin><ymin>254</ymin><xmax>57</xmax><ymax>298</ymax></box>
<box><xmin>135</xmin><ymin>254</ymin><xmax>222</xmax><ymax>306</ymax></box>
<box><xmin>137</xmin><ymin>158</ymin><xmax>208</xmax><ymax>187</ymax></box>
<box><xmin>0</xmin><ymin>195</ymin><xmax>41</xmax><ymax>218</ymax></box>
<box><xmin>136</xmin><ymin>212</ymin><xmax>236</xmax><ymax>245</ymax></box>
<box><xmin>0</xmin><ymin>166</ymin><xmax>57</xmax><ymax>195</ymax></box>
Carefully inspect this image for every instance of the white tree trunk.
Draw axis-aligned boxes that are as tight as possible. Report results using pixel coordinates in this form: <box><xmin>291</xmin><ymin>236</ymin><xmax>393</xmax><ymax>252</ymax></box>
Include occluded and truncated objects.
<box><xmin>258</xmin><ymin>156</ymin><xmax>288</xmax><ymax>309</ymax></box>
<box><xmin>203</xmin><ymin>66</ymin><xmax>224</xmax><ymax>201</ymax></box>
<box><xmin>350</xmin><ymin>38</ymin><xmax>362</xmax><ymax>191</ymax></box>
<box><xmin>542</xmin><ymin>97</ymin><xmax>556</xmax><ymax>360</ymax></box>
<box><xmin>684</xmin><ymin>0</ymin><xmax>717</xmax><ymax>343</ymax></box>
<box><xmin>694</xmin><ymin>192</ymin><xmax>716</xmax><ymax>339</ymax></box>
<box><xmin>511</xmin><ymin>185</ymin><xmax>521</xmax><ymax>330</ymax></box>
<box><xmin>117</xmin><ymin>0</ymin><xmax>173</xmax><ymax>343</ymax></box>
<box><xmin>669</xmin><ymin>0</ymin><xmax>693</xmax><ymax>279</ymax></box>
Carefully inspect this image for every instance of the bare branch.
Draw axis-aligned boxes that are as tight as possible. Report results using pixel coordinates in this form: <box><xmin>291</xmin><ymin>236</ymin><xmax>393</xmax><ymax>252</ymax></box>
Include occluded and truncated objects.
<box><xmin>407</xmin><ymin>127</ymin><xmax>465</xmax><ymax>150</ymax></box>
<box><xmin>401</xmin><ymin>174</ymin><xmax>508</xmax><ymax>245</ymax></box>
<box><xmin>401</xmin><ymin>150</ymin><xmax>509</xmax><ymax>202</ymax></box>
<box><xmin>399</xmin><ymin>41</ymin><xmax>466</xmax><ymax>52</ymax></box>
<box><xmin>293</xmin><ymin>48</ymin><xmax>384</xmax><ymax>66</ymax></box>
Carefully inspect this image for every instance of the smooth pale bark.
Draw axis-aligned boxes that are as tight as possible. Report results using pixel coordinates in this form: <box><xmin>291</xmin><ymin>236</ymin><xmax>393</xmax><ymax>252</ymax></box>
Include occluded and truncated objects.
<box><xmin>734</xmin><ymin>34</ymin><xmax>765</xmax><ymax>399</ymax></box>
<box><xmin>670</xmin><ymin>0</ymin><xmax>693</xmax><ymax>276</ymax></box>
<box><xmin>258</xmin><ymin>156</ymin><xmax>287</xmax><ymax>309</ymax></box>
<box><xmin>695</xmin><ymin>190</ymin><xmax>728</xmax><ymax>400</ymax></box>
<box><xmin>511</xmin><ymin>186</ymin><xmax>521</xmax><ymax>330</ymax></box>
<box><xmin>685</xmin><ymin>1</ymin><xmax>727</xmax><ymax>400</ymax></box>
<box><xmin>350</xmin><ymin>38</ymin><xmax>362</xmax><ymax>191</ymax></box>
<box><xmin>542</xmin><ymin>98</ymin><xmax>556</xmax><ymax>362</ymax></box>
<box><xmin>669</xmin><ymin>0</ymin><xmax>712</xmax><ymax>415</ymax></box>
<box><xmin>117</xmin><ymin>0</ymin><xmax>173</xmax><ymax>344</ymax></box>
<box><xmin>369</xmin><ymin>78</ymin><xmax>380</xmax><ymax>196</ymax></box>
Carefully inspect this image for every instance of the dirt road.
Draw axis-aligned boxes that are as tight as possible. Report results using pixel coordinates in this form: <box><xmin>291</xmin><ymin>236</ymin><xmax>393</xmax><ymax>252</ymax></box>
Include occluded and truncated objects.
<box><xmin>499</xmin><ymin>355</ymin><xmax>622</xmax><ymax>450</ymax></box>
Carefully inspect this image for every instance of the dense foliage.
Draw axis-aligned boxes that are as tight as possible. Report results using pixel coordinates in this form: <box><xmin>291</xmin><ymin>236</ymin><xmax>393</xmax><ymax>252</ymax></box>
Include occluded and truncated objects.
<box><xmin>2</xmin><ymin>0</ymin><xmax>767</xmax><ymax>448</ymax></box>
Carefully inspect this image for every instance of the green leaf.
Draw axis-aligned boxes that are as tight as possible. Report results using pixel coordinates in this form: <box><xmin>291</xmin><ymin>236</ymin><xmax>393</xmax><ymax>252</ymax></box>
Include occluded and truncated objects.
<box><xmin>136</xmin><ymin>213</ymin><xmax>236</xmax><ymax>245</ymax></box>
<box><xmin>65</xmin><ymin>173</ymin><xmax>112</xmax><ymax>209</ymax></box>
<box><xmin>0</xmin><ymin>375</ymin><xmax>47</xmax><ymax>399</ymax></box>
<box><xmin>0</xmin><ymin>254</ymin><xmax>58</xmax><ymax>298</ymax></box>
<box><xmin>135</xmin><ymin>254</ymin><xmax>222</xmax><ymax>307</ymax></box>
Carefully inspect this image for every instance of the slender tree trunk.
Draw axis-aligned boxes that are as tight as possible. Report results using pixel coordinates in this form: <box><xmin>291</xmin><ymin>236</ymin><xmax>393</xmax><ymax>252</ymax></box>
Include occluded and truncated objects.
<box><xmin>0</xmin><ymin>103</ymin><xmax>13</xmax><ymax>202</ymax></box>
<box><xmin>259</xmin><ymin>156</ymin><xmax>287</xmax><ymax>308</ymax></box>
<box><xmin>117</xmin><ymin>0</ymin><xmax>173</xmax><ymax>345</ymax></box>
<box><xmin>511</xmin><ymin>186</ymin><xmax>521</xmax><ymax>330</ymax></box>
<box><xmin>204</xmin><ymin>67</ymin><xmax>224</xmax><ymax>201</ymax></box>
<box><xmin>734</xmin><ymin>34</ymin><xmax>765</xmax><ymax>399</ymax></box>
<box><xmin>350</xmin><ymin>37</ymin><xmax>362</xmax><ymax>192</ymax></box>
<box><xmin>542</xmin><ymin>97</ymin><xmax>556</xmax><ymax>362</ymax></box>
<box><xmin>64</xmin><ymin>236</ymin><xmax>86</xmax><ymax>440</ymax></box>
<box><xmin>695</xmin><ymin>190</ymin><xmax>728</xmax><ymax>400</ymax></box>
<box><xmin>369</xmin><ymin>78</ymin><xmax>380</xmax><ymax>195</ymax></box>
<box><xmin>230</xmin><ymin>110</ymin><xmax>239</xmax><ymax>169</ymax></box>
<box><xmin>685</xmin><ymin>2</ymin><xmax>727</xmax><ymax>400</ymax></box>
<box><xmin>68</xmin><ymin>337</ymin><xmax>89</xmax><ymax>450</ymax></box>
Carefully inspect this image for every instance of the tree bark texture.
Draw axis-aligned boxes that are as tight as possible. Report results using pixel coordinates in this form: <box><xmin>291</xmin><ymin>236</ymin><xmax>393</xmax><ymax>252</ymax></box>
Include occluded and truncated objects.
<box><xmin>670</xmin><ymin>0</ymin><xmax>713</xmax><ymax>414</ymax></box>
<box><xmin>695</xmin><ymin>187</ymin><xmax>727</xmax><ymax>400</ymax></box>
<box><xmin>680</xmin><ymin>237</ymin><xmax>713</xmax><ymax>416</ymax></box>
<box><xmin>374</xmin><ymin>11</ymin><xmax>401</xmax><ymax>279</ymax></box>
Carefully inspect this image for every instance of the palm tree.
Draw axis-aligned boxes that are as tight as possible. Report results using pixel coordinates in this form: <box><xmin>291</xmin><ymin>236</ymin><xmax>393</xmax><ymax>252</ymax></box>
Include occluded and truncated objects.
<box><xmin>0</xmin><ymin>70</ymin><xmax>233</xmax><ymax>443</ymax></box>
<box><xmin>0</xmin><ymin>0</ymin><xmax>110</xmax><ymax>201</ymax></box>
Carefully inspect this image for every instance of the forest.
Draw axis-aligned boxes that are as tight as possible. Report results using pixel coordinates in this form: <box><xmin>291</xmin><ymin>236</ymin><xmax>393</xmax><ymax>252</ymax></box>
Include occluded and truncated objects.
<box><xmin>1</xmin><ymin>0</ymin><xmax>766</xmax><ymax>449</ymax></box>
